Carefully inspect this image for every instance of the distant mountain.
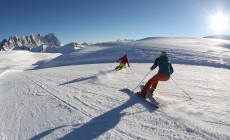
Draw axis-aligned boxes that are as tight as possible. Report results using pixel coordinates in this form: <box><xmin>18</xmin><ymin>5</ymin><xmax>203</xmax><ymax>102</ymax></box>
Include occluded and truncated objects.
<box><xmin>45</xmin><ymin>42</ymin><xmax>85</xmax><ymax>54</ymax></box>
<box><xmin>0</xmin><ymin>33</ymin><xmax>61</xmax><ymax>51</ymax></box>
<box><xmin>203</xmin><ymin>35</ymin><xmax>230</xmax><ymax>40</ymax></box>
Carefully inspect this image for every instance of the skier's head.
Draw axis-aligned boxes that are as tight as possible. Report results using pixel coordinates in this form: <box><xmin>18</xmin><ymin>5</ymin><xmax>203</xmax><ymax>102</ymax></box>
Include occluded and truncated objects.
<box><xmin>160</xmin><ymin>51</ymin><xmax>168</xmax><ymax>57</ymax></box>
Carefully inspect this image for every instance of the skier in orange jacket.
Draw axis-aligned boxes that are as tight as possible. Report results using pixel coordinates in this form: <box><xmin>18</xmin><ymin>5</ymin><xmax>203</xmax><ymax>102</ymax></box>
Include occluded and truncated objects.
<box><xmin>115</xmin><ymin>54</ymin><xmax>130</xmax><ymax>70</ymax></box>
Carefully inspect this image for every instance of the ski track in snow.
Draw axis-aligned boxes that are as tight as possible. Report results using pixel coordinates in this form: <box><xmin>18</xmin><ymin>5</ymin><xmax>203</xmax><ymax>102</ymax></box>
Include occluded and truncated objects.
<box><xmin>1</xmin><ymin>64</ymin><xmax>229</xmax><ymax>139</ymax></box>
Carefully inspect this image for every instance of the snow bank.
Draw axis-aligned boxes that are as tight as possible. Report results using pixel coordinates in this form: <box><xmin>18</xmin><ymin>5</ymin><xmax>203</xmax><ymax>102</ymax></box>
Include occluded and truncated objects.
<box><xmin>0</xmin><ymin>50</ymin><xmax>60</xmax><ymax>76</ymax></box>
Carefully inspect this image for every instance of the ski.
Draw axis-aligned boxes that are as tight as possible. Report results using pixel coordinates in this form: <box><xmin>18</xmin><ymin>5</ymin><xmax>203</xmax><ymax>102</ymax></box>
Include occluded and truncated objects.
<box><xmin>127</xmin><ymin>89</ymin><xmax>159</xmax><ymax>108</ymax></box>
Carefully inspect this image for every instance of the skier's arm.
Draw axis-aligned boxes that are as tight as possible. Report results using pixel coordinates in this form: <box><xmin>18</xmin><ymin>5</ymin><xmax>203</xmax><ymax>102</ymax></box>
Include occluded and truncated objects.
<box><xmin>170</xmin><ymin>63</ymin><xmax>174</xmax><ymax>74</ymax></box>
<box><xmin>150</xmin><ymin>58</ymin><xmax>159</xmax><ymax>70</ymax></box>
<box><xmin>127</xmin><ymin>58</ymin><xmax>130</xmax><ymax>67</ymax></box>
<box><xmin>116</xmin><ymin>57</ymin><xmax>122</xmax><ymax>62</ymax></box>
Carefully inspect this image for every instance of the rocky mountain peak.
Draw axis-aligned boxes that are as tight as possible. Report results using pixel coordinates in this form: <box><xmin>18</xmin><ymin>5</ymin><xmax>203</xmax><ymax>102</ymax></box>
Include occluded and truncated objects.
<box><xmin>0</xmin><ymin>33</ymin><xmax>61</xmax><ymax>51</ymax></box>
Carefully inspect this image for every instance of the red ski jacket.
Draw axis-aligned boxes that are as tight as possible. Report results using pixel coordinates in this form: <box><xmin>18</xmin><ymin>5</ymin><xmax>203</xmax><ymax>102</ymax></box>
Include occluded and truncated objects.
<box><xmin>116</xmin><ymin>55</ymin><xmax>130</xmax><ymax>67</ymax></box>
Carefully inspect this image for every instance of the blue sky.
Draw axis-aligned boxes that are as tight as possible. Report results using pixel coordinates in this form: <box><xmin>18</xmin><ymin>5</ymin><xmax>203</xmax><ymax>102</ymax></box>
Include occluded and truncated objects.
<box><xmin>0</xmin><ymin>0</ymin><xmax>229</xmax><ymax>44</ymax></box>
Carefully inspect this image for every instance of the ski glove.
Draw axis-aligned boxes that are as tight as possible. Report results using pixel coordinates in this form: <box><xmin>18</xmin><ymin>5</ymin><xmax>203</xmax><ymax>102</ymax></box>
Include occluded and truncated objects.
<box><xmin>150</xmin><ymin>66</ymin><xmax>154</xmax><ymax>70</ymax></box>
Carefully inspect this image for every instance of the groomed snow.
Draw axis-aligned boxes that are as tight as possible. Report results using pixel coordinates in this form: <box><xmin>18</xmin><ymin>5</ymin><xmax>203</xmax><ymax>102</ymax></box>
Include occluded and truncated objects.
<box><xmin>0</xmin><ymin>37</ymin><xmax>230</xmax><ymax>140</ymax></box>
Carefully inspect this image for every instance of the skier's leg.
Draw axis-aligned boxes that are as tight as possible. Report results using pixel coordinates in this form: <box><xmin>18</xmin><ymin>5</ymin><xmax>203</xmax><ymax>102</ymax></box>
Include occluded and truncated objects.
<box><xmin>151</xmin><ymin>81</ymin><xmax>159</xmax><ymax>90</ymax></box>
<box><xmin>121</xmin><ymin>63</ymin><xmax>126</xmax><ymax>69</ymax></box>
<box><xmin>115</xmin><ymin>66</ymin><xmax>119</xmax><ymax>70</ymax></box>
<box><xmin>118</xmin><ymin>63</ymin><xmax>125</xmax><ymax>70</ymax></box>
<box><xmin>115</xmin><ymin>63</ymin><xmax>123</xmax><ymax>70</ymax></box>
<box><xmin>149</xmin><ymin>84</ymin><xmax>157</xmax><ymax>95</ymax></box>
<box><xmin>157</xmin><ymin>74</ymin><xmax>170</xmax><ymax>82</ymax></box>
<box><xmin>142</xmin><ymin>74</ymin><xmax>159</xmax><ymax>94</ymax></box>
<box><xmin>142</xmin><ymin>73</ymin><xmax>170</xmax><ymax>94</ymax></box>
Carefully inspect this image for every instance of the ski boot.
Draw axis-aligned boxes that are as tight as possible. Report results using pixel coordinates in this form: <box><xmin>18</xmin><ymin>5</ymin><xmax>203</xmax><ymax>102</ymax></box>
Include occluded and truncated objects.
<box><xmin>136</xmin><ymin>91</ymin><xmax>147</xmax><ymax>98</ymax></box>
<box><xmin>148</xmin><ymin>87</ymin><xmax>155</xmax><ymax>96</ymax></box>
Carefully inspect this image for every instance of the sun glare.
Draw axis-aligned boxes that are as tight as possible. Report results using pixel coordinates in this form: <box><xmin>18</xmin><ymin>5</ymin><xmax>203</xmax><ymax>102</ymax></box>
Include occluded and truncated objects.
<box><xmin>209</xmin><ymin>12</ymin><xmax>229</xmax><ymax>33</ymax></box>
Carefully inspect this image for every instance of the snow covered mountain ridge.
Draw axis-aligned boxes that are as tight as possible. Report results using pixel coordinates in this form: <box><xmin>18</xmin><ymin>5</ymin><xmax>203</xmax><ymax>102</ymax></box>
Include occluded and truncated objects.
<box><xmin>0</xmin><ymin>33</ymin><xmax>61</xmax><ymax>51</ymax></box>
<box><xmin>35</xmin><ymin>37</ymin><xmax>230</xmax><ymax>70</ymax></box>
<box><xmin>203</xmin><ymin>35</ymin><xmax>230</xmax><ymax>40</ymax></box>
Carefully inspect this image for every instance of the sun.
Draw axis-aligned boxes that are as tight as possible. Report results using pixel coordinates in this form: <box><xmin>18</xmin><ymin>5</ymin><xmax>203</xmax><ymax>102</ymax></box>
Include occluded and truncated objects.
<box><xmin>209</xmin><ymin>12</ymin><xmax>229</xmax><ymax>34</ymax></box>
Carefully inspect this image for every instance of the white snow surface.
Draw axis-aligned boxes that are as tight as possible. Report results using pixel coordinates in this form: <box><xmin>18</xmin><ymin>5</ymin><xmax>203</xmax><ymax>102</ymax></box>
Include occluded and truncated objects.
<box><xmin>0</xmin><ymin>37</ymin><xmax>230</xmax><ymax>140</ymax></box>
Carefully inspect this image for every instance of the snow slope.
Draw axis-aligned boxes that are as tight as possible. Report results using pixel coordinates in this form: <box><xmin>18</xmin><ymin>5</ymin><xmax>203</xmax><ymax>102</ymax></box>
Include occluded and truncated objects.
<box><xmin>37</xmin><ymin>37</ymin><xmax>230</xmax><ymax>69</ymax></box>
<box><xmin>0</xmin><ymin>50</ymin><xmax>60</xmax><ymax>77</ymax></box>
<box><xmin>0</xmin><ymin>37</ymin><xmax>230</xmax><ymax>140</ymax></box>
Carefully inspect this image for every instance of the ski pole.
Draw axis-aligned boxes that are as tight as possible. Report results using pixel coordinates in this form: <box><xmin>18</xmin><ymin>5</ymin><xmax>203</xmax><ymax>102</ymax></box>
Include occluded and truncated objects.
<box><xmin>129</xmin><ymin>67</ymin><xmax>134</xmax><ymax>73</ymax></box>
<box><xmin>132</xmin><ymin>70</ymin><xmax>151</xmax><ymax>92</ymax></box>
<box><xmin>170</xmin><ymin>77</ymin><xmax>192</xmax><ymax>100</ymax></box>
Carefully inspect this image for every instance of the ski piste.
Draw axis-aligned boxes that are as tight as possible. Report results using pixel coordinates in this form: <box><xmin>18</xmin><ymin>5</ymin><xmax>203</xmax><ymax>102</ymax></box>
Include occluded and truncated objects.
<box><xmin>127</xmin><ymin>88</ymin><xmax>159</xmax><ymax>108</ymax></box>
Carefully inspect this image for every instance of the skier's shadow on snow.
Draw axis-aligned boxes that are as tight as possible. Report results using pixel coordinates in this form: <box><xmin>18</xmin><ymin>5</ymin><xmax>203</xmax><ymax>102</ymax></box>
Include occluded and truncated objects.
<box><xmin>29</xmin><ymin>125</ymin><xmax>66</xmax><ymax>140</ymax></box>
<box><xmin>59</xmin><ymin>75</ymin><xmax>97</xmax><ymax>85</ymax></box>
<box><xmin>59</xmin><ymin>69</ymin><xmax>115</xmax><ymax>85</ymax></box>
<box><xmin>57</xmin><ymin>88</ymin><xmax>157</xmax><ymax>140</ymax></box>
<box><xmin>30</xmin><ymin>88</ymin><xmax>157</xmax><ymax>140</ymax></box>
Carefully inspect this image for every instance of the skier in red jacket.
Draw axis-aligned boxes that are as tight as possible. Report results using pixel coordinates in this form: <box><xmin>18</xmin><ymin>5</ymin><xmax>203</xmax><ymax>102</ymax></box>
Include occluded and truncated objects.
<box><xmin>115</xmin><ymin>54</ymin><xmax>130</xmax><ymax>70</ymax></box>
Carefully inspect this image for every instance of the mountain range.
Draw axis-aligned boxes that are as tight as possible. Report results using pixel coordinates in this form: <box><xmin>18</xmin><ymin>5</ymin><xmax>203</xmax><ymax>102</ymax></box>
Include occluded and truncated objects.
<box><xmin>1</xmin><ymin>33</ymin><xmax>230</xmax><ymax>54</ymax></box>
<box><xmin>203</xmin><ymin>35</ymin><xmax>230</xmax><ymax>40</ymax></box>
<box><xmin>0</xmin><ymin>33</ymin><xmax>61</xmax><ymax>51</ymax></box>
